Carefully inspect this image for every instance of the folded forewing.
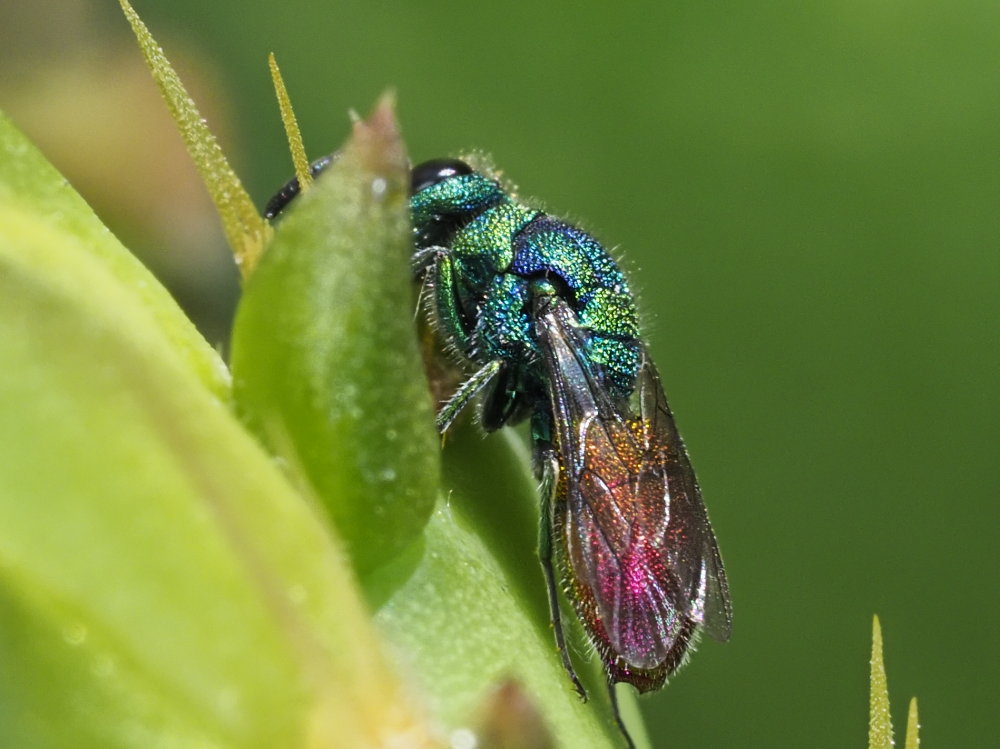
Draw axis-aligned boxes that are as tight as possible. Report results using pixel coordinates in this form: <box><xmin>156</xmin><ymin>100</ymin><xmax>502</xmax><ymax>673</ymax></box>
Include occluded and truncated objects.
<box><xmin>535</xmin><ymin>298</ymin><xmax>732</xmax><ymax>670</ymax></box>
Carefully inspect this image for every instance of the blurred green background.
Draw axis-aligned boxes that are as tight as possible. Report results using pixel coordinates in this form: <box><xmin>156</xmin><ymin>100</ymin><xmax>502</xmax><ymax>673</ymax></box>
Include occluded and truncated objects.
<box><xmin>2</xmin><ymin>0</ymin><xmax>996</xmax><ymax>746</ymax></box>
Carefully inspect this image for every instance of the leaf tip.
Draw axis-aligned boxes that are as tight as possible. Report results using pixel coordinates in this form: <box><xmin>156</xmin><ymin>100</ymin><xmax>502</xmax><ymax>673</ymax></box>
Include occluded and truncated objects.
<box><xmin>904</xmin><ymin>697</ymin><xmax>920</xmax><ymax>749</ymax></box>
<box><xmin>268</xmin><ymin>52</ymin><xmax>313</xmax><ymax>192</ymax></box>
<box><xmin>473</xmin><ymin>680</ymin><xmax>554</xmax><ymax>749</ymax></box>
<box><xmin>118</xmin><ymin>0</ymin><xmax>269</xmax><ymax>279</ymax></box>
<box><xmin>346</xmin><ymin>91</ymin><xmax>407</xmax><ymax>191</ymax></box>
<box><xmin>869</xmin><ymin>614</ymin><xmax>894</xmax><ymax>749</ymax></box>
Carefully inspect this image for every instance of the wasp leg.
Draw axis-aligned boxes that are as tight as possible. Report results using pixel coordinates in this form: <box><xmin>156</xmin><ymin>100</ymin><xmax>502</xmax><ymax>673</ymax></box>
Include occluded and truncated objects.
<box><xmin>606</xmin><ymin>682</ymin><xmax>637</xmax><ymax>749</ymax></box>
<box><xmin>429</xmin><ymin>248</ymin><xmax>474</xmax><ymax>351</ymax></box>
<box><xmin>421</xmin><ymin>248</ymin><xmax>503</xmax><ymax>433</ymax></box>
<box><xmin>410</xmin><ymin>245</ymin><xmax>442</xmax><ymax>279</ymax></box>
<box><xmin>436</xmin><ymin>359</ymin><xmax>503</xmax><ymax>434</ymax></box>
<box><xmin>539</xmin><ymin>451</ymin><xmax>587</xmax><ymax>701</ymax></box>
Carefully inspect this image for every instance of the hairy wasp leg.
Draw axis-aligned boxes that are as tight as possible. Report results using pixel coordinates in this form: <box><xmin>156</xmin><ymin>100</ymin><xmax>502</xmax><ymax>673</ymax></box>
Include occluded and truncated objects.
<box><xmin>410</xmin><ymin>245</ymin><xmax>442</xmax><ymax>278</ymax></box>
<box><xmin>607</xmin><ymin>682</ymin><xmax>636</xmax><ymax>749</ymax></box>
<box><xmin>436</xmin><ymin>359</ymin><xmax>503</xmax><ymax>434</ymax></box>
<box><xmin>539</xmin><ymin>451</ymin><xmax>587</xmax><ymax>701</ymax></box>
<box><xmin>423</xmin><ymin>248</ymin><xmax>502</xmax><ymax>434</ymax></box>
<box><xmin>419</xmin><ymin>248</ymin><xmax>479</xmax><ymax>360</ymax></box>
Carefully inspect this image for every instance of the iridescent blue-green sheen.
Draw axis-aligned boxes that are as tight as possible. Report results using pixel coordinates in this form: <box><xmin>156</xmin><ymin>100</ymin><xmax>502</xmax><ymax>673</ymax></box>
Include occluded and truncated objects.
<box><xmin>452</xmin><ymin>201</ymin><xmax>539</xmax><ymax>300</ymax></box>
<box><xmin>411</xmin><ymin>166</ymin><xmax>641</xmax><ymax>404</ymax></box>
<box><xmin>410</xmin><ymin>174</ymin><xmax>504</xmax><ymax>236</ymax></box>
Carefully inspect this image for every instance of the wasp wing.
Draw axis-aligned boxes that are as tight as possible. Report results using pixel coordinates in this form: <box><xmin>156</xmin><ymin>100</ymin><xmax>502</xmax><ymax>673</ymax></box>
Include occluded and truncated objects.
<box><xmin>633</xmin><ymin>345</ymin><xmax>733</xmax><ymax>643</ymax></box>
<box><xmin>535</xmin><ymin>297</ymin><xmax>732</xmax><ymax>674</ymax></box>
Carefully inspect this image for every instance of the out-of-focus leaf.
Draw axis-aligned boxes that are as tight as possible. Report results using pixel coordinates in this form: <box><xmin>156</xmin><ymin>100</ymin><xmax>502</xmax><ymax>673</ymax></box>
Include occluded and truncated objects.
<box><xmin>473</xmin><ymin>680</ymin><xmax>555</xmax><ymax>749</ymax></box>
<box><xmin>0</xmin><ymin>112</ymin><xmax>436</xmax><ymax>749</ymax></box>
<box><xmin>0</xmin><ymin>111</ymin><xmax>229</xmax><ymax>398</ymax></box>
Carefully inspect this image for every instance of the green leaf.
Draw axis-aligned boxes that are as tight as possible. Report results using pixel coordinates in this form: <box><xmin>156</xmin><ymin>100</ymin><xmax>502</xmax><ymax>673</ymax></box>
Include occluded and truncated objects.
<box><xmin>0</xmin><ymin>112</ymin><xmax>436</xmax><ymax>748</ymax></box>
<box><xmin>0</xmin><ymin>111</ymin><xmax>230</xmax><ymax>399</ymax></box>
<box><xmin>230</xmin><ymin>97</ymin><xmax>439</xmax><ymax>575</ymax></box>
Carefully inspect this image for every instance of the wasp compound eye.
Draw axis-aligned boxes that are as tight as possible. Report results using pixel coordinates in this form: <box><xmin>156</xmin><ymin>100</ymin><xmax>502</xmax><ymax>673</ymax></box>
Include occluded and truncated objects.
<box><xmin>410</xmin><ymin>158</ymin><xmax>473</xmax><ymax>195</ymax></box>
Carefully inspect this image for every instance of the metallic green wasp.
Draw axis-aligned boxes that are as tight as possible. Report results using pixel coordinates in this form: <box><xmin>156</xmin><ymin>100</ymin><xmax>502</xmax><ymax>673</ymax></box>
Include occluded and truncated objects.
<box><xmin>267</xmin><ymin>156</ymin><xmax>733</xmax><ymax>747</ymax></box>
